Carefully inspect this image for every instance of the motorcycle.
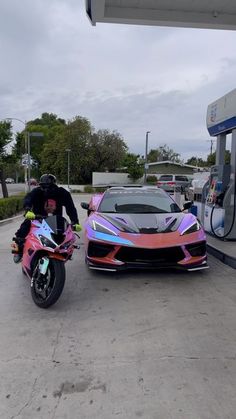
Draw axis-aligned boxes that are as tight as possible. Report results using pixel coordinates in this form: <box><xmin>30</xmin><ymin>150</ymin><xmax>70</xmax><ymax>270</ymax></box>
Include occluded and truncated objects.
<box><xmin>19</xmin><ymin>215</ymin><xmax>79</xmax><ymax>308</ymax></box>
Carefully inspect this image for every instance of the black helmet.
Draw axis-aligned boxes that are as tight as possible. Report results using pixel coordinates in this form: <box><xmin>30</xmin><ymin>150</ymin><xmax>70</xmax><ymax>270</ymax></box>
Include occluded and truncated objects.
<box><xmin>39</xmin><ymin>174</ymin><xmax>56</xmax><ymax>191</ymax></box>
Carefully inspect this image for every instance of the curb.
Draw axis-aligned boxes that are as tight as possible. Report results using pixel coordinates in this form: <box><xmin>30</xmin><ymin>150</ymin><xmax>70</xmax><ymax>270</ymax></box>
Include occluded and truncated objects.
<box><xmin>207</xmin><ymin>243</ymin><xmax>236</xmax><ymax>270</ymax></box>
<box><xmin>0</xmin><ymin>213</ymin><xmax>23</xmax><ymax>226</ymax></box>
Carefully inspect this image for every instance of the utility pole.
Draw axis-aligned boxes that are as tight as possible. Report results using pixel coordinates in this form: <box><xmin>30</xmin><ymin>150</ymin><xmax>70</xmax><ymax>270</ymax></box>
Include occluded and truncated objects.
<box><xmin>210</xmin><ymin>138</ymin><xmax>214</xmax><ymax>155</ymax></box>
<box><xmin>27</xmin><ymin>132</ymin><xmax>44</xmax><ymax>192</ymax></box>
<box><xmin>144</xmin><ymin>131</ymin><xmax>150</xmax><ymax>183</ymax></box>
<box><xmin>207</xmin><ymin>138</ymin><xmax>215</xmax><ymax>155</ymax></box>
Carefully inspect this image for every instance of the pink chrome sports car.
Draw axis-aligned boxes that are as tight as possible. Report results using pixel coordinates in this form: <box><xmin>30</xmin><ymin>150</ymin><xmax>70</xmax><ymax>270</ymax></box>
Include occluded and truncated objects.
<box><xmin>81</xmin><ymin>186</ymin><xmax>208</xmax><ymax>272</ymax></box>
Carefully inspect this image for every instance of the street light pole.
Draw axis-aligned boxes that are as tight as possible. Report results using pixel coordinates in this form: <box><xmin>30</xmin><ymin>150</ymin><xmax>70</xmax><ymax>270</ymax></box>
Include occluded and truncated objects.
<box><xmin>4</xmin><ymin>119</ymin><xmax>44</xmax><ymax>192</ymax></box>
<box><xmin>27</xmin><ymin>132</ymin><xmax>31</xmax><ymax>191</ymax></box>
<box><xmin>144</xmin><ymin>131</ymin><xmax>150</xmax><ymax>183</ymax></box>
<box><xmin>66</xmin><ymin>149</ymin><xmax>71</xmax><ymax>190</ymax></box>
<box><xmin>5</xmin><ymin>117</ymin><xmax>28</xmax><ymax>192</ymax></box>
<box><xmin>27</xmin><ymin>132</ymin><xmax>44</xmax><ymax>192</ymax></box>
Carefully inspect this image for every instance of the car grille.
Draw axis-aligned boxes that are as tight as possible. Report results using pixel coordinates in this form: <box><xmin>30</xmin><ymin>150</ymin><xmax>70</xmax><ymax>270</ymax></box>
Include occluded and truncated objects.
<box><xmin>115</xmin><ymin>246</ymin><xmax>185</xmax><ymax>265</ymax></box>
<box><xmin>88</xmin><ymin>242</ymin><xmax>114</xmax><ymax>258</ymax></box>
<box><xmin>186</xmin><ymin>241</ymin><xmax>206</xmax><ymax>257</ymax></box>
<box><xmin>139</xmin><ymin>228</ymin><xmax>159</xmax><ymax>234</ymax></box>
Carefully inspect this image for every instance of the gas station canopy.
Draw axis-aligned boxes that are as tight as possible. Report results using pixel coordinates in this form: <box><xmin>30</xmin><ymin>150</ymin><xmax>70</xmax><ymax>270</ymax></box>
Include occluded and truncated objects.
<box><xmin>86</xmin><ymin>0</ymin><xmax>236</xmax><ymax>30</ymax></box>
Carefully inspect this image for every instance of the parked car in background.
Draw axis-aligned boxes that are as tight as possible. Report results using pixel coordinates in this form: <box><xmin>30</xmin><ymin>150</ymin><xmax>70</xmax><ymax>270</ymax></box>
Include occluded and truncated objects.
<box><xmin>5</xmin><ymin>178</ymin><xmax>15</xmax><ymax>184</ymax></box>
<box><xmin>157</xmin><ymin>174</ymin><xmax>191</xmax><ymax>193</ymax></box>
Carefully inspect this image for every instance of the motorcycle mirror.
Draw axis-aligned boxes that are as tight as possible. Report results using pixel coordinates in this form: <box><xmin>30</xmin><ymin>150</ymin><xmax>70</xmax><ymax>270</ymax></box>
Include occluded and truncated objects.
<box><xmin>81</xmin><ymin>202</ymin><xmax>89</xmax><ymax>210</ymax></box>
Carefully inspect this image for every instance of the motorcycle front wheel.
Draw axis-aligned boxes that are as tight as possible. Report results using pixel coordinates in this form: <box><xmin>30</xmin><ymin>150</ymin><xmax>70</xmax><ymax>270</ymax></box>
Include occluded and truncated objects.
<box><xmin>31</xmin><ymin>258</ymin><xmax>65</xmax><ymax>308</ymax></box>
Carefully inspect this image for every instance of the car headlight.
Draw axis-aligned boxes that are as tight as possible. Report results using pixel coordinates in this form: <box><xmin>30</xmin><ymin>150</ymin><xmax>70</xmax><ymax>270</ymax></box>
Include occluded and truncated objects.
<box><xmin>38</xmin><ymin>234</ymin><xmax>56</xmax><ymax>249</ymax></box>
<box><xmin>89</xmin><ymin>220</ymin><xmax>117</xmax><ymax>236</ymax></box>
<box><xmin>181</xmin><ymin>221</ymin><xmax>201</xmax><ymax>235</ymax></box>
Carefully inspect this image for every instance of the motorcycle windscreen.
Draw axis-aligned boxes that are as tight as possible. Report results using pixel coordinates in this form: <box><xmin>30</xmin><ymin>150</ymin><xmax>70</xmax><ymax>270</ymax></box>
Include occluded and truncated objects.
<box><xmin>45</xmin><ymin>215</ymin><xmax>69</xmax><ymax>234</ymax></box>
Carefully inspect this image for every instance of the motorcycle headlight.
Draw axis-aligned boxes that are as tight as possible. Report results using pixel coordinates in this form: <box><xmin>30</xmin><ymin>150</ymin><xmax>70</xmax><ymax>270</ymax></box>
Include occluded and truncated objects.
<box><xmin>181</xmin><ymin>221</ymin><xmax>201</xmax><ymax>235</ymax></box>
<box><xmin>89</xmin><ymin>220</ymin><xmax>117</xmax><ymax>236</ymax></box>
<box><xmin>38</xmin><ymin>234</ymin><xmax>56</xmax><ymax>249</ymax></box>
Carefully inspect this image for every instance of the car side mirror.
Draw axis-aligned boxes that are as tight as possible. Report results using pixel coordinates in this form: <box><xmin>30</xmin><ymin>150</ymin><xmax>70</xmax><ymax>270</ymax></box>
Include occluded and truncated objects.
<box><xmin>182</xmin><ymin>201</ymin><xmax>192</xmax><ymax>211</ymax></box>
<box><xmin>81</xmin><ymin>202</ymin><xmax>89</xmax><ymax>210</ymax></box>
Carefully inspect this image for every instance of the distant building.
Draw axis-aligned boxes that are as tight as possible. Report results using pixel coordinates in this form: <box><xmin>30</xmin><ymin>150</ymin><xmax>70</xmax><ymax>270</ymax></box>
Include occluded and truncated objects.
<box><xmin>146</xmin><ymin>161</ymin><xmax>199</xmax><ymax>175</ymax></box>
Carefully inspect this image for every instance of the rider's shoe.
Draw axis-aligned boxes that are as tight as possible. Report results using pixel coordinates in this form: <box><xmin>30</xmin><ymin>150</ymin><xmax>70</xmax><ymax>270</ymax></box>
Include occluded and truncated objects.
<box><xmin>11</xmin><ymin>237</ymin><xmax>24</xmax><ymax>264</ymax></box>
<box><xmin>13</xmin><ymin>253</ymin><xmax>23</xmax><ymax>264</ymax></box>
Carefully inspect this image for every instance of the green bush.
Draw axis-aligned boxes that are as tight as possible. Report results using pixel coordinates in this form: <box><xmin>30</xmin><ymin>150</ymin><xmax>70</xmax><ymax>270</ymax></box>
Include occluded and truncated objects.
<box><xmin>146</xmin><ymin>175</ymin><xmax>157</xmax><ymax>184</ymax></box>
<box><xmin>0</xmin><ymin>194</ymin><xmax>24</xmax><ymax>220</ymax></box>
<box><xmin>83</xmin><ymin>185</ymin><xmax>95</xmax><ymax>193</ymax></box>
<box><xmin>70</xmin><ymin>189</ymin><xmax>82</xmax><ymax>194</ymax></box>
<box><xmin>84</xmin><ymin>186</ymin><xmax>108</xmax><ymax>193</ymax></box>
<box><xmin>94</xmin><ymin>187</ymin><xmax>107</xmax><ymax>193</ymax></box>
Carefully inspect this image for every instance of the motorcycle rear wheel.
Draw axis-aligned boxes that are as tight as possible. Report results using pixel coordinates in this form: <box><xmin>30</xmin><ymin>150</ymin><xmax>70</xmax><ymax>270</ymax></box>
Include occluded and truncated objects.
<box><xmin>31</xmin><ymin>258</ymin><xmax>65</xmax><ymax>308</ymax></box>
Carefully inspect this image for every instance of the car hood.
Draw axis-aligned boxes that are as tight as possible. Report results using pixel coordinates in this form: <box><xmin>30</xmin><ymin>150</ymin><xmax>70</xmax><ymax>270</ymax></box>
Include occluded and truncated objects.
<box><xmin>94</xmin><ymin>212</ymin><xmax>194</xmax><ymax>234</ymax></box>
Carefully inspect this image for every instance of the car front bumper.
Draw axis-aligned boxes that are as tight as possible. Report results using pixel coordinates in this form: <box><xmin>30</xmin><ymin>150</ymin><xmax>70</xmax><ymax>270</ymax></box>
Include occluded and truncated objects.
<box><xmin>86</xmin><ymin>240</ymin><xmax>208</xmax><ymax>272</ymax></box>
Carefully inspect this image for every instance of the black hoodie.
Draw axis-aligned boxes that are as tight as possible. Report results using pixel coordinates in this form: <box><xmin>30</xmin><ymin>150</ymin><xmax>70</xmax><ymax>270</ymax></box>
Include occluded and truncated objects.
<box><xmin>23</xmin><ymin>185</ymin><xmax>79</xmax><ymax>224</ymax></box>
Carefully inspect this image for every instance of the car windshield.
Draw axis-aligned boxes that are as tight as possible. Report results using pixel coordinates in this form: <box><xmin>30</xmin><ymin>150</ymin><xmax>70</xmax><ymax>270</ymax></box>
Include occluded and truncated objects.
<box><xmin>159</xmin><ymin>175</ymin><xmax>173</xmax><ymax>181</ymax></box>
<box><xmin>98</xmin><ymin>190</ymin><xmax>181</xmax><ymax>214</ymax></box>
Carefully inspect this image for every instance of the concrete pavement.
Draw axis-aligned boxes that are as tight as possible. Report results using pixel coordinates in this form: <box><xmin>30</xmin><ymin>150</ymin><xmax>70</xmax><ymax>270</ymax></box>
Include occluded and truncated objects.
<box><xmin>0</xmin><ymin>195</ymin><xmax>236</xmax><ymax>418</ymax></box>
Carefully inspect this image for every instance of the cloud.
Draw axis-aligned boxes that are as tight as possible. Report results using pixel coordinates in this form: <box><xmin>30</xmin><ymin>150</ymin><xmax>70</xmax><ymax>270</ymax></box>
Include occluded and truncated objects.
<box><xmin>1</xmin><ymin>0</ymin><xmax>236</xmax><ymax>161</ymax></box>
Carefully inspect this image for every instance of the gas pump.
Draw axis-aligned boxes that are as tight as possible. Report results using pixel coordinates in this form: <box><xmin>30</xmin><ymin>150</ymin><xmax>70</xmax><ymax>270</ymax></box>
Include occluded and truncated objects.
<box><xmin>203</xmin><ymin>89</ymin><xmax>236</xmax><ymax>240</ymax></box>
<box><xmin>203</xmin><ymin>164</ymin><xmax>231</xmax><ymax>237</ymax></box>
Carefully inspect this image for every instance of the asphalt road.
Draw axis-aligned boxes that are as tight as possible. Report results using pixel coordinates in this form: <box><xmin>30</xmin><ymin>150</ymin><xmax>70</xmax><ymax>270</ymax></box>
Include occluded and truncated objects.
<box><xmin>0</xmin><ymin>195</ymin><xmax>236</xmax><ymax>419</ymax></box>
<box><xmin>0</xmin><ymin>183</ymin><xmax>26</xmax><ymax>198</ymax></box>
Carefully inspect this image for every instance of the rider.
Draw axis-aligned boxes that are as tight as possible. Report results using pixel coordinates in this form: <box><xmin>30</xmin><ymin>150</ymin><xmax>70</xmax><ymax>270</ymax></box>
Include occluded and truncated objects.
<box><xmin>12</xmin><ymin>174</ymin><xmax>81</xmax><ymax>263</ymax></box>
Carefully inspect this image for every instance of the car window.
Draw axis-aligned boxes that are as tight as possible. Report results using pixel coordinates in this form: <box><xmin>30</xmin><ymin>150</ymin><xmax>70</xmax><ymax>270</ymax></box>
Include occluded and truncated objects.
<box><xmin>158</xmin><ymin>175</ymin><xmax>173</xmax><ymax>181</ymax></box>
<box><xmin>98</xmin><ymin>190</ymin><xmax>181</xmax><ymax>214</ymax></box>
<box><xmin>175</xmin><ymin>175</ymin><xmax>188</xmax><ymax>181</ymax></box>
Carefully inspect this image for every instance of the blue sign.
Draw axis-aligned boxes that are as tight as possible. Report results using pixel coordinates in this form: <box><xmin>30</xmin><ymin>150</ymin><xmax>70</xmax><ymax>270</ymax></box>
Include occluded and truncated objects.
<box><xmin>207</xmin><ymin>116</ymin><xmax>236</xmax><ymax>136</ymax></box>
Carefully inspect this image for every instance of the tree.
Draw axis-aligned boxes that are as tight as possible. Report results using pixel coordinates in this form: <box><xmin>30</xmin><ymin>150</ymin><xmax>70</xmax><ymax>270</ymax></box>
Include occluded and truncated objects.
<box><xmin>186</xmin><ymin>156</ymin><xmax>207</xmax><ymax>167</ymax></box>
<box><xmin>33</xmin><ymin>116</ymin><xmax>128</xmax><ymax>184</ymax></box>
<box><xmin>5</xmin><ymin>112</ymin><xmax>136</xmax><ymax>185</ymax></box>
<box><xmin>148</xmin><ymin>149</ymin><xmax>162</xmax><ymax>163</ymax></box>
<box><xmin>206</xmin><ymin>150</ymin><xmax>231</xmax><ymax>166</ymax></box>
<box><xmin>27</xmin><ymin>113</ymin><xmax>66</xmax><ymax>176</ymax></box>
<box><xmin>0</xmin><ymin>120</ymin><xmax>13</xmax><ymax>197</ymax></box>
<box><xmin>89</xmin><ymin>130</ymin><xmax>128</xmax><ymax>173</ymax></box>
<box><xmin>148</xmin><ymin>144</ymin><xmax>181</xmax><ymax>163</ymax></box>
<box><xmin>122</xmin><ymin>153</ymin><xmax>144</xmax><ymax>182</ymax></box>
<box><xmin>40</xmin><ymin>115</ymin><xmax>92</xmax><ymax>183</ymax></box>
<box><xmin>30</xmin><ymin>112</ymin><xmax>66</xmax><ymax>128</ymax></box>
<box><xmin>12</xmin><ymin>113</ymin><xmax>67</xmax><ymax>179</ymax></box>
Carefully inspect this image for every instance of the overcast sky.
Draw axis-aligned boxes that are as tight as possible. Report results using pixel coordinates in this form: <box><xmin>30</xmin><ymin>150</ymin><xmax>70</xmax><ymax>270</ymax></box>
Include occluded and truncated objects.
<box><xmin>1</xmin><ymin>0</ymin><xmax>236</xmax><ymax>161</ymax></box>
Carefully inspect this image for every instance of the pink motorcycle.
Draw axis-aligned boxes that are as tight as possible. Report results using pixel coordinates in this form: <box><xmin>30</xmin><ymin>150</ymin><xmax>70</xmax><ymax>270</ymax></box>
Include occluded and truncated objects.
<box><xmin>21</xmin><ymin>215</ymin><xmax>79</xmax><ymax>308</ymax></box>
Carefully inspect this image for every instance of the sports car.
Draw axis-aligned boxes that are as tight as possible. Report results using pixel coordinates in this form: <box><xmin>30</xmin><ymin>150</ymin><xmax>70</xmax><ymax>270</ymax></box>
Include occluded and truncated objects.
<box><xmin>80</xmin><ymin>186</ymin><xmax>208</xmax><ymax>272</ymax></box>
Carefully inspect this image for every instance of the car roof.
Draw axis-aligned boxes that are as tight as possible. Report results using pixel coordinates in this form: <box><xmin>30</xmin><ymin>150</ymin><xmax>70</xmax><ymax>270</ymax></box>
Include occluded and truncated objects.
<box><xmin>105</xmin><ymin>186</ymin><xmax>166</xmax><ymax>194</ymax></box>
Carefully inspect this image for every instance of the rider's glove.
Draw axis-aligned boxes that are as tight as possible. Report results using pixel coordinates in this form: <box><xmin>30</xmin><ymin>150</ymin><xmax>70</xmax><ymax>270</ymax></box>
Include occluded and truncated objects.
<box><xmin>73</xmin><ymin>223</ymin><xmax>82</xmax><ymax>232</ymax></box>
<box><xmin>25</xmin><ymin>210</ymin><xmax>36</xmax><ymax>220</ymax></box>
